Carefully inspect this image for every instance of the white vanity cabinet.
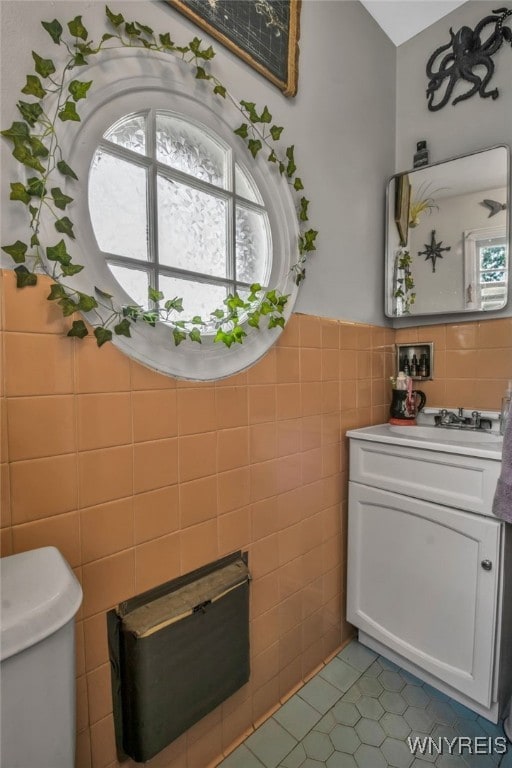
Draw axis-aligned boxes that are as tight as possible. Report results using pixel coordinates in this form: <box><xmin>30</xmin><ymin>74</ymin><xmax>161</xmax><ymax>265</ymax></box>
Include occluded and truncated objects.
<box><xmin>346</xmin><ymin>427</ymin><xmax>512</xmax><ymax>722</ymax></box>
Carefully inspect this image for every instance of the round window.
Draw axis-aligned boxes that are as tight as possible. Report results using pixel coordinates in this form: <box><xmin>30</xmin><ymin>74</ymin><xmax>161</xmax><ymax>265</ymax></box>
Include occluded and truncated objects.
<box><xmin>56</xmin><ymin>49</ymin><xmax>299</xmax><ymax>380</ymax></box>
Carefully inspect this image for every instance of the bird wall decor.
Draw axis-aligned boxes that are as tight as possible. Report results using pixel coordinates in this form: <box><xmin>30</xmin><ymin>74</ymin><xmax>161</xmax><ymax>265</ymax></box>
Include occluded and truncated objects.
<box><xmin>480</xmin><ymin>198</ymin><xmax>508</xmax><ymax>217</ymax></box>
<box><xmin>418</xmin><ymin>230</ymin><xmax>451</xmax><ymax>272</ymax></box>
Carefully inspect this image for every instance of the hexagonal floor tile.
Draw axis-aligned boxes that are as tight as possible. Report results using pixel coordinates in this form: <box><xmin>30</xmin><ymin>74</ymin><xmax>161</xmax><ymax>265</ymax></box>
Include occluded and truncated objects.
<box><xmin>358</xmin><ymin>675</ymin><xmax>384</xmax><ymax>698</ymax></box>
<box><xmin>326</xmin><ymin>752</ymin><xmax>358</xmax><ymax>768</ymax></box>
<box><xmin>426</xmin><ymin>700</ymin><xmax>457</xmax><ymax>727</ymax></box>
<box><xmin>337</xmin><ymin>641</ymin><xmax>377</xmax><ymax>673</ymax></box>
<box><xmin>406</xmin><ymin>732</ymin><xmax>436</xmax><ymax>764</ymax></box>
<box><xmin>380</xmin><ymin>712</ymin><xmax>412</xmax><ymax>740</ymax></box>
<box><xmin>315</xmin><ymin>712</ymin><xmax>337</xmax><ymax>734</ymax></box>
<box><xmin>402</xmin><ymin>685</ymin><xmax>430</xmax><ymax>709</ymax></box>
<box><xmin>404</xmin><ymin>706</ymin><xmax>435</xmax><ymax>733</ymax></box>
<box><xmin>281</xmin><ymin>743</ymin><xmax>307</xmax><ymax>768</ymax></box>
<box><xmin>329</xmin><ymin>725</ymin><xmax>361</xmax><ymax>754</ymax></box>
<box><xmin>303</xmin><ymin>731</ymin><xmax>335</xmax><ymax>762</ymax></box>
<box><xmin>354</xmin><ymin>743</ymin><xmax>387</xmax><ymax>768</ymax></box>
<box><xmin>435</xmin><ymin>756</ymin><xmax>468</xmax><ymax>768</ymax></box>
<box><xmin>354</xmin><ymin>717</ymin><xmax>386</xmax><ymax>747</ymax></box>
<box><xmin>341</xmin><ymin>684</ymin><xmax>362</xmax><ymax>704</ymax></box>
<box><xmin>380</xmin><ymin>691</ymin><xmax>408</xmax><ymax>715</ymax></box>
<box><xmin>379</xmin><ymin>669</ymin><xmax>406</xmax><ymax>692</ymax></box>
<box><xmin>365</xmin><ymin>660</ymin><xmax>384</xmax><ymax>678</ymax></box>
<box><xmin>380</xmin><ymin>736</ymin><xmax>415</xmax><ymax>768</ymax></box>
<box><xmin>331</xmin><ymin>701</ymin><xmax>360</xmax><ymax>727</ymax></box>
<box><xmin>355</xmin><ymin>695</ymin><xmax>384</xmax><ymax>721</ymax></box>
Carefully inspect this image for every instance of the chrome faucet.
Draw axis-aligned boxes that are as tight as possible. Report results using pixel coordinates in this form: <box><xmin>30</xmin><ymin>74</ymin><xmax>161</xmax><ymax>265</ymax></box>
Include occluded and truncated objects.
<box><xmin>434</xmin><ymin>408</ymin><xmax>492</xmax><ymax>431</ymax></box>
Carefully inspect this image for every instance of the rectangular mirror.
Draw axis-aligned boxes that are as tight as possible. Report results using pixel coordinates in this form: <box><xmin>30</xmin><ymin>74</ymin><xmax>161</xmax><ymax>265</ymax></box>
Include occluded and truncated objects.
<box><xmin>385</xmin><ymin>145</ymin><xmax>509</xmax><ymax>317</ymax></box>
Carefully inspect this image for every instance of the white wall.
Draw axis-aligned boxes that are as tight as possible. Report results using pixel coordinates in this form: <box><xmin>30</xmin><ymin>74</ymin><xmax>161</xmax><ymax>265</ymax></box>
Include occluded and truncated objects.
<box><xmin>395</xmin><ymin>0</ymin><xmax>512</xmax><ymax>325</ymax></box>
<box><xmin>0</xmin><ymin>0</ymin><xmax>396</xmax><ymax>327</ymax></box>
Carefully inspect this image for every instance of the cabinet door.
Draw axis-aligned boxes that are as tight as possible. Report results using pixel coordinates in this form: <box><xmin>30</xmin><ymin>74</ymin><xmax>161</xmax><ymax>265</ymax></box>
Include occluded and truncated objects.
<box><xmin>347</xmin><ymin>483</ymin><xmax>502</xmax><ymax>707</ymax></box>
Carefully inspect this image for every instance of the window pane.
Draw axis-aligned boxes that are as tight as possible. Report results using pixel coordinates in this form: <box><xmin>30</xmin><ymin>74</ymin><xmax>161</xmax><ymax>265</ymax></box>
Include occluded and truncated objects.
<box><xmin>159</xmin><ymin>275</ymin><xmax>226</xmax><ymax>332</ymax></box>
<box><xmin>480</xmin><ymin>245</ymin><xmax>506</xmax><ymax>270</ymax></box>
<box><xmin>108</xmin><ymin>264</ymin><xmax>150</xmax><ymax>308</ymax></box>
<box><xmin>235</xmin><ymin>163</ymin><xmax>263</xmax><ymax>204</ymax></box>
<box><xmin>236</xmin><ymin>205</ymin><xmax>271</xmax><ymax>284</ymax></box>
<box><xmin>156</xmin><ymin>113</ymin><xmax>227</xmax><ymax>187</ymax></box>
<box><xmin>157</xmin><ymin>175</ymin><xmax>228</xmax><ymax>278</ymax></box>
<box><xmin>481</xmin><ymin>271</ymin><xmax>506</xmax><ymax>283</ymax></box>
<box><xmin>104</xmin><ymin>114</ymin><xmax>146</xmax><ymax>155</ymax></box>
<box><xmin>89</xmin><ymin>150</ymin><xmax>148</xmax><ymax>260</ymax></box>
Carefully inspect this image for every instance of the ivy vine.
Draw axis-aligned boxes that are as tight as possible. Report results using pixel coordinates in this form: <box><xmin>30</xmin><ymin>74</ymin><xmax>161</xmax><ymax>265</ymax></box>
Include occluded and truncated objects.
<box><xmin>393</xmin><ymin>248</ymin><xmax>416</xmax><ymax>315</ymax></box>
<box><xmin>1</xmin><ymin>5</ymin><xmax>317</xmax><ymax>349</ymax></box>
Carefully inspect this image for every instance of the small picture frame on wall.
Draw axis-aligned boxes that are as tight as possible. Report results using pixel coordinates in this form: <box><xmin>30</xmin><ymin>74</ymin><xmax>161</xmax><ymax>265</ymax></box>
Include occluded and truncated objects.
<box><xmin>395</xmin><ymin>173</ymin><xmax>411</xmax><ymax>247</ymax></box>
<box><xmin>165</xmin><ymin>0</ymin><xmax>301</xmax><ymax>96</ymax></box>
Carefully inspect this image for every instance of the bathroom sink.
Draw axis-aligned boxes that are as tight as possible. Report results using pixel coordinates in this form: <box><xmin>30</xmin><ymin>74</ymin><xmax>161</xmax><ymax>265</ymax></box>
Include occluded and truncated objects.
<box><xmin>389</xmin><ymin>425</ymin><xmax>503</xmax><ymax>444</ymax></box>
<box><xmin>346</xmin><ymin>423</ymin><xmax>503</xmax><ymax>460</ymax></box>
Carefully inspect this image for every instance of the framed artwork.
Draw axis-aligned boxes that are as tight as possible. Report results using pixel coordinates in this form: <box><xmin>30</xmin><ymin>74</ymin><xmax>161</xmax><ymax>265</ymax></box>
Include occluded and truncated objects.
<box><xmin>165</xmin><ymin>0</ymin><xmax>301</xmax><ymax>96</ymax></box>
<box><xmin>395</xmin><ymin>173</ymin><xmax>411</xmax><ymax>247</ymax></box>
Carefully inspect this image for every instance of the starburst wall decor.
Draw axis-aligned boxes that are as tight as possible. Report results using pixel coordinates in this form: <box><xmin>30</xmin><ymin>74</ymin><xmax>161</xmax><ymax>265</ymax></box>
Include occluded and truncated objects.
<box><xmin>418</xmin><ymin>230</ymin><xmax>451</xmax><ymax>272</ymax></box>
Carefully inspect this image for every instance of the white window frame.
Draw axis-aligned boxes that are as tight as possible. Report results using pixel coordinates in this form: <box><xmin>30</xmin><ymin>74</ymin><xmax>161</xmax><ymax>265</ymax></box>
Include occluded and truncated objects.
<box><xmin>463</xmin><ymin>225</ymin><xmax>508</xmax><ymax>311</ymax></box>
<box><xmin>45</xmin><ymin>48</ymin><xmax>299</xmax><ymax>381</ymax></box>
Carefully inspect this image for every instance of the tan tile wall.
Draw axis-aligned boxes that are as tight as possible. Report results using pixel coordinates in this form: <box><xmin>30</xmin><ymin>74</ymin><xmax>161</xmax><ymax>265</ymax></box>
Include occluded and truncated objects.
<box><xmin>395</xmin><ymin>318</ymin><xmax>512</xmax><ymax>411</ymax></box>
<box><xmin>0</xmin><ymin>270</ymin><xmax>395</xmax><ymax>768</ymax></box>
<box><xmin>2</xmin><ymin>268</ymin><xmax>510</xmax><ymax>768</ymax></box>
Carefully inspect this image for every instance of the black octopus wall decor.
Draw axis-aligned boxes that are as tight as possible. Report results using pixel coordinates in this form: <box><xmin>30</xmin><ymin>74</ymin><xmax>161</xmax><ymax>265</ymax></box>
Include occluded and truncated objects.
<box><xmin>418</xmin><ymin>231</ymin><xmax>451</xmax><ymax>273</ymax></box>
<box><xmin>426</xmin><ymin>7</ymin><xmax>512</xmax><ymax>112</ymax></box>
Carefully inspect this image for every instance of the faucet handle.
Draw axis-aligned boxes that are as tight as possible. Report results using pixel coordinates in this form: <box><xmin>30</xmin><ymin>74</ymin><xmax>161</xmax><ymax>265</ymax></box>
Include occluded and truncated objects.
<box><xmin>458</xmin><ymin>407</ymin><xmax>464</xmax><ymax>418</ymax></box>
<box><xmin>471</xmin><ymin>410</ymin><xmax>481</xmax><ymax>427</ymax></box>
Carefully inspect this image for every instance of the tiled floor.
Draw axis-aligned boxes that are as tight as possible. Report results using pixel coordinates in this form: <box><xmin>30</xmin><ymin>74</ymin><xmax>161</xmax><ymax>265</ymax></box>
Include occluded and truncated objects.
<box><xmin>219</xmin><ymin>640</ymin><xmax>512</xmax><ymax>768</ymax></box>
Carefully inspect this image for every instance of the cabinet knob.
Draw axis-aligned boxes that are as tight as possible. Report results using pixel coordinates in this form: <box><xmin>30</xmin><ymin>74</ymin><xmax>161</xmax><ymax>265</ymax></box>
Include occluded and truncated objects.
<box><xmin>481</xmin><ymin>559</ymin><xmax>493</xmax><ymax>571</ymax></box>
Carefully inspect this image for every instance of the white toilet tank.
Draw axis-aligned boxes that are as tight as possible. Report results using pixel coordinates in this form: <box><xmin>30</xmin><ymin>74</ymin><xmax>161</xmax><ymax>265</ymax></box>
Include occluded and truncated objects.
<box><xmin>0</xmin><ymin>546</ymin><xmax>83</xmax><ymax>768</ymax></box>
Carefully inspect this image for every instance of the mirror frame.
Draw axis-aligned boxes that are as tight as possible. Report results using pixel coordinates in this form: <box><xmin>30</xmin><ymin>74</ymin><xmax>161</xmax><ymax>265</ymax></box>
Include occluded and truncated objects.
<box><xmin>385</xmin><ymin>144</ymin><xmax>510</xmax><ymax>319</ymax></box>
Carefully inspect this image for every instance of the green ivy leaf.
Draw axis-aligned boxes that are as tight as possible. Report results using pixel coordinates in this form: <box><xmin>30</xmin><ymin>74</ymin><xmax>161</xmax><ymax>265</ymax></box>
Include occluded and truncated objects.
<box><xmin>214</xmin><ymin>328</ymin><xmax>232</xmax><ymax>347</ymax></box>
<box><xmin>247</xmin><ymin>311</ymin><xmax>260</xmax><ymax>328</ymax></box>
<box><xmin>55</xmin><ymin>216</ymin><xmax>75</xmax><ymax>239</ymax></box>
<box><xmin>2</xmin><ymin>240</ymin><xmax>28</xmax><ymax>263</ymax></box>
<box><xmin>189</xmin><ymin>328</ymin><xmax>202</xmax><ymax>343</ymax></box>
<box><xmin>22</xmin><ymin>75</ymin><xmax>46</xmax><ymax>99</ymax></box>
<box><xmin>173</xmin><ymin>327</ymin><xmax>187</xmax><ymax>346</ymax></box>
<box><xmin>250</xmin><ymin>283</ymin><xmax>262</xmax><ymax>294</ymax></box>
<box><xmin>47</xmin><ymin>282</ymin><xmax>68</xmax><ymax>301</ymax></box>
<box><xmin>191</xmin><ymin>315</ymin><xmax>205</xmax><ymax>325</ymax></box>
<box><xmin>142</xmin><ymin>311</ymin><xmax>159</xmax><ymax>327</ymax></box>
<box><xmin>12</xmin><ymin>143</ymin><xmax>45</xmax><ymax>173</ymax></box>
<box><xmin>195</xmin><ymin>66</ymin><xmax>211</xmax><ymax>80</ymax></box>
<box><xmin>58</xmin><ymin>101</ymin><xmax>80</xmax><ymax>122</ymax></box>
<box><xmin>67</xmin><ymin>319</ymin><xmax>89</xmax><ymax>338</ymax></box>
<box><xmin>114</xmin><ymin>318</ymin><xmax>132</xmax><ymax>337</ymax></box>
<box><xmin>211</xmin><ymin>308</ymin><xmax>225</xmax><ymax>320</ymax></box>
<box><xmin>51</xmin><ymin>187</ymin><xmax>73</xmax><ymax>210</ymax></box>
<box><xmin>57</xmin><ymin>160</ymin><xmax>78</xmax><ymax>180</ymax></box>
<box><xmin>293</xmin><ymin>177</ymin><xmax>304</xmax><ymax>191</ymax></box>
<box><xmin>68</xmin><ymin>80</ymin><xmax>92</xmax><ymax>102</ymax></box>
<box><xmin>248</xmin><ymin>138</ymin><xmax>262</xmax><ymax>158</ymax></box>
<box><xmin>124</xmin><ymin>21</ymin><xmax>141</xmax><ymax>37</ymax></box>
<box><xmin>270</xmin><ymin>124</ymin><xmax>284</xmax><ymax>141</ymax></box>
<box><xmin>213</xmin><ymin>84</ymin><xmax>226</xmax><ymax>98</ymax></box>
<box><xmin>29</xmin><ymin>137</ymin><xmax>49</xmax><ymax>157</ymax></box>
<box><xmin>159</xmin><ymin>32</ymin><xmax>174</xmax><ymax>50</ymax></box>
<box><xmin>286</xmin><ymin>145</ymin><xmax>296</xmax><ymax>177</ymax></box>
<box><xmin>41</xmin><ymin>19</ymin><xmax>63</xmax><ymax>45</ymax></box>
<box><xmin>72</xmin><ymin>52</ymin><xmax>88</xmax><ymax>67</ymax></box>
<box><xmin>94</xmin><ymin>326</ymin><xmax>113</xmax><ymax>347</ymax></box>
<box><xmin>260</xmin><ymin>106</ymin><xmax>272</xmax><ymax>124</ymax></box>
<box><xmin>27</xmin><ymin>177</ymin><xmax>46</xmax><ymax>197</ymax></box>
<box><xmin>268</xmin><ymin>149</ymin><xmax>277</xmax><ymax>163</ymax></box>
<box><xmin>299</xmin><ymin>196</ymin><xmax>309</xmax><ymax>222</ymax></box>
<box><xmin>17</xmin><ymin>101</ymin><xmax>43</xmax><ymax>126</ymax></box>
<box><xmin>10</xmin><ymin>183</ymin><xmax>30</xmax><ymax>205</ymax></box>
<box><xmin>1</xmin><ymin>121</ymin><xmax>30</xmax><ymax>142</ymax></box>
<box><xmin>106</xmin><ymin>6</ymin><xmax>124</xmax><ymax>28</ymax></box>
<box><xmin>135</xmin><ymin>21</ymin><xmax>154</xmax><ymax>36</ymax></box>
<box><xmin>59</xmin><ymin>297</ymin><xmax>78</xmax><ymax>316</ymax></box>
<box><xmin>68</xmin><ymin>16</ymin><xmax>88</xmax><ymax>40</ymax></box>
<box><xmin>268</xmin><ymin>315</ymin><xmax>285</xmax><ymax>329</ymax></box>
<box><xmin>77</xmin><ymin>293</ymin><xmax>98</xmax><ymax>312</ymax></box>
<box><xmin>164</xmin><ymin>297</ymin><xmax>183</xmax><ymax>312</ymax></box>
<box><xmin>122</xmin><ymin>305</ymin><xmax>142</xmax><ymax>320</ymax></box>
<box><xmin>30</xmin><ymin>234</ymin><xmax>40</xmax><ymax>247</ymax></box>
<box><xmin>61</xmin><ymin>262</ymin><xmax>84</xmax><ymax>276</ymax></box>
<box><xmin>14</xmin><ymin>265</ymin><xmax>37</xmax><ymax>287</ymax></box>
<box><xmin>101</xmin><ymin>33</ymin><xmax>115</xmax><ymax>42</ymax></box>
<box><xmin>234</xmin><ymin>123</ymin><xmax>249</xmax><ymax>139</ymax></box>
<box><xmin>148</xmin><ymin>286</ymin><xmax>164</xmax><ymax>302</ymax></box>
<box><xmin>240</xmin><ymin>100</ymin><xmax>259</xmax><ymax>122</ymax></box>
<box><xmin>46</xmin><ymin>239</ymin><xmax>71</xmax><ymax>265</ymax></box>
<box><xmin>32</xmin><ymin>51</ymin><xmax>56</xmax><ymax>78</ymax></box>
<box><xmin>303</xmin><ymin>228</ymin><xmax>318</xmax><ymax>252</ymax></box>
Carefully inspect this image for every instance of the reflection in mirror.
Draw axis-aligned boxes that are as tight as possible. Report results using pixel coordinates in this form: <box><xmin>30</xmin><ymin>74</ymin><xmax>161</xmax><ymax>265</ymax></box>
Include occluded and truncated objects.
<box><xmin>386</xmin><ymin>146</ymin><xmax>509</xmax><ymax>317</ymax></box>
